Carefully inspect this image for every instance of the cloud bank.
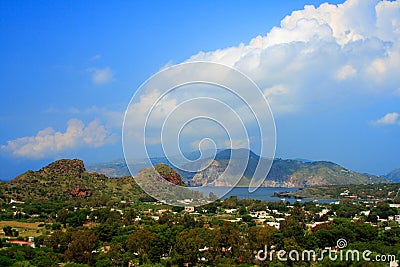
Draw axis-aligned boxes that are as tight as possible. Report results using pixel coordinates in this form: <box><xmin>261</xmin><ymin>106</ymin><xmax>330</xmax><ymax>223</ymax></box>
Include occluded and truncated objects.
<box><xmin>122</xmin><ymin>0</ymin><xmax>400</xmax><ymax>157</ymax></box>
<box><xmin>1</xmin><ymin>119</ymin><xmax>115</xmax><ymax>158</ymax></box>
<box><xmin>185</xmin><ymin>0</ymin><xmax>400</xmax><ymax>114</ymax></box>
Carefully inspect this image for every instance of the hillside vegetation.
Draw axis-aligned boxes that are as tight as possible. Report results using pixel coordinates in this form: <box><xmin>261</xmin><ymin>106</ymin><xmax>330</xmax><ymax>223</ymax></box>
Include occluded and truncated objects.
<box><xmin>288</xmin><ymin>182</ymin><xmax>400</xmax><ymax>201</ymax></box>
<box><xmin>0</xmin><ymin>159</ymin><xmax>147</xmax><ymax>204</ymax></box>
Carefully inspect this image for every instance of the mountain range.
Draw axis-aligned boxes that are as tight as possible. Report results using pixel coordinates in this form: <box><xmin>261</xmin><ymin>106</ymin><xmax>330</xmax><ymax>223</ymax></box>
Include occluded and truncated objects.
<box><xmin>88</xmin><ymin>149</ymin><xmax>391</xmax><ymax>188</ymax></box>
<box><xmin>0</xmin><ymin>150</ymin><xmax>396</xmax><ymax>204</ymax></box>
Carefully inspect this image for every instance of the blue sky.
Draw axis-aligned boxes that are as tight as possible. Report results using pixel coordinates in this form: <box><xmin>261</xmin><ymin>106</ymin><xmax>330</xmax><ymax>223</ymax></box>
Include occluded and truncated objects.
<box><xmin>1</xmin><ymin>0</ymin><xmax>399</xmax><ymax>180</ymax></box>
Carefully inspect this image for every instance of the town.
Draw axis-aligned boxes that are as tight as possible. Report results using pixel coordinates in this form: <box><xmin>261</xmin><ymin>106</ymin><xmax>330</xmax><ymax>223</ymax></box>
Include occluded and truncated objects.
<box><xmin>0</xmin><ymin>191</ymin><xmax>399</xmax><ymax>267</ymax></box>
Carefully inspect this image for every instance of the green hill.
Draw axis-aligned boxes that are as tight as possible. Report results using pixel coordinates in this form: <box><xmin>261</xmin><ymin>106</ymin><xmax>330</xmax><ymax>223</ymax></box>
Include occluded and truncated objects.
<box><xmin>0</xmin><ymin>159</ymin><xmax>147</xmax><ymax>204</ymax></box>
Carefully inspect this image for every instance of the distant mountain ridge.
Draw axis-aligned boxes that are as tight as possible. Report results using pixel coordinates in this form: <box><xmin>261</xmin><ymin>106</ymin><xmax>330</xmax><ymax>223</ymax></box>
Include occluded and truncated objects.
<box><xmin>189</xmin><ymin>149</ymin><xmax>387</xmax><ymax>187</ymax></box>
<box><xmin>88</xmin><ymin>149</ymin><xmax>390</xmax><ymax>187</ymax></box>
<box><xmin>1</xmin><ymin>157</ymin><xmax>392</xmax><ymax>204</ymax></box>
<box><xmin>385</xmin><ymin>168</ymin><xmax>400</xmax><ymax>182</ymax></box>
<box><xmin>88</xmin><ymin>149</ymin><xmax>223</xmax><ymax>179</ymax></box>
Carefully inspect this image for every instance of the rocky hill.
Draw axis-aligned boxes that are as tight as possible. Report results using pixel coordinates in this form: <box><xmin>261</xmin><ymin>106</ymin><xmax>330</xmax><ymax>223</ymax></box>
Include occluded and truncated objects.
<box><xmin>0</xmin><ymin>159</ymin><xmax>147</xmax><ymax>203</ymax></box>
<box><xmin>263</xmin><ymin>159</ymin><xmax>385</xmax><ymax>187</ymax></box>
<box><xmin>38</xmin><ymin>159</ymin><xmax>86</xmax><ymax>177</ymax></box>
<box><xmin>189</xmin><ymin>160</ymin><xmax>225</xmax><ymax>186</ymax></box>
<box><xmin>154</xmin><ymin>163</ymin><xmax>184</xmax><ymax>186</ymax></box>
<box><xmin>187</xmin><ymin>149</ymin><xmax>388</xmax><ymax>187</ymax></box>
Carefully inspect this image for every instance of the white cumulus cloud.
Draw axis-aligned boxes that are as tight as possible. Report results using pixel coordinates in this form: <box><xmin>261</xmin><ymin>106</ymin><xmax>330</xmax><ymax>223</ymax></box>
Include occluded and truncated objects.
<box><xmin>186</xmin><ymin>0</ymin><xmax>400</xmax><ymax>112</ymax></box>
<box><xmin>124</xmin><ymin>0</ymin><xmax>400</xmax><ymax>156</ymax></box>
<box><xmin>373</xmin><ymin>112</ymin><xmax>400</xmax><ymax>125</ymax></box>
<box><xmin>1</xmin><ymin>119</ymin><xmax>116</xmax><ymax>158</ymax></box>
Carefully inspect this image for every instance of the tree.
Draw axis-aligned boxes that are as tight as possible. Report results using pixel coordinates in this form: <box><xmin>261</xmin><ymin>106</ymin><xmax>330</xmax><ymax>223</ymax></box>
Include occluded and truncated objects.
<box><xmin>172</xmin><ymin>206</ymin><xmax>184</xmax><ymax>213</ymax></box>
<box><xmin>0</xmin><ymin>255</ymin><xmax>13</xmax><ymax>267</ymax></box>
<box><xmin>174</xmin><ymin>228</ymin><xmax>210</xmax><ymax>266</ymax></box>
<box><xmin>107</xmin><ymin>244</ymin><xmax>125</xmax><ymax>266</ymax></box>
<box><xmin>44</xmin><ymin>230</ymin><xmax>71</xmax><ymax>253</ymax></box>
<box><xmin>207</xmin><ymin>222</ymin><xmax>242</xmax><ymax>264</ymax></box>
<box><xmin>57</xmin><ymin>209</ymin><xmax>68</xmax><ymax>228</ymax></box>
<box><xmin>246</xmin><ymin>226</ymin><xmax>277</xmax><ymax>250</ymax></box>
<box><xmin>2</xmin><ymin>226</ymin><xmax>18</xmax><ymax>237</ymax></box>
<box><xmin>126</xmin><ymin>228</ymin><xmax>157</xmax><ymax>257</ymax></box>
<box><xmin>66</xmin><ymin>210</ymin><xmax>87</xmax><ymax>227</ymax></box>
<box><xmin>2</xmin><ymin>226</ymin><xmax>12</xmax><ymax>236</ymax></box>
<box><xmin>238</xmin><ymin>206</ymin><xmax>248</xmax><ymax>215</ymax></box>
<box><xmin>64</xmin><ymin>230</ymin><xmax>99</xmax><ymax>265</ymax></box>
<box><xmin>223</xmin><ymin>196</ymin><xmax>238</xmax><ymax>209</ymax></box>
<box><xmin>366</xmin><ymin>212</ymin><xmax>378</xmax><ymax>223</ymax></box>
<box><xmin>158</xmin><ymin>213</ymin><xmax>175</xmax><ymax>226</ymax></box>
<box><xmin>244</xmin><ymin>226</ymin><xmax>278</xmax><ymax>264</ymax></box>
<box><xmin>280</xmin><ymin>217</ymin><xmax>306</xmax><ymax>245</ymax></box>
<box><xmin>123</xmin><ymin>208</ymin><xmax>137</xmax><ymax>225</ymax></box>
<box><xmin>181</xmin><ymin>213</ymin><xmax>197</xmax><ymax>229</ymax></box>
<box><xmin>290</xmin><ymin>206</ymin><xmax>307</xmax><ymax>223</ymax></box>
<box><xmin>333</xmin><ymin>203</ymin><xmax>360</xmax><ymax>218</ymax></box>
<box><xmin>379</xmin><ymin>226</ymin><xmax>400</xmax><ymax>247</ymax></box>
<box><xmin>314</xmin><ymin>229</ymin><xmax>336</xmax><ymax>248</ymax></box>
<box><xmin>372</xmin><ymin>203</ymin><xmax>397</xmax><ymax>219</ymax></box>
<box><xmin>151</xmin><ymin>224</ymin><xmax>185</xmax><ymax>261</ymax></box>
<box><xmin>93</xmin><ymin>223</ymin><xmax>119</xmax><ymax>242</ymax></box>
<box><xmin>51</xmin><ymin>222</ymin><xmax>61</xmax><ymax>231</ymax></box>
<box><xmin>352</xmin><ymin>221</ymin><xmax>378</xmax><ymax>242</ymax></box>
<box><xmin>32</xmin><ymin>253</ymin><xmax>59</xmax><ymax>267</ymax></box>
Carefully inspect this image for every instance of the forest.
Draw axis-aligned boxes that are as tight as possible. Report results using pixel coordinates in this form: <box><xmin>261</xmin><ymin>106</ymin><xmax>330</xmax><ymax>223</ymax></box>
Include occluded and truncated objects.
<box><xmin>0</xmin><ymin>196</ymin><xmax>399</xmax><ymax>267</ymax></box>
